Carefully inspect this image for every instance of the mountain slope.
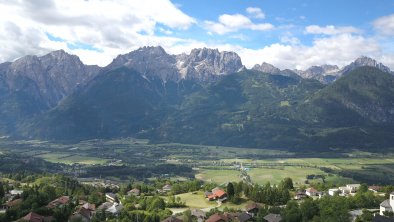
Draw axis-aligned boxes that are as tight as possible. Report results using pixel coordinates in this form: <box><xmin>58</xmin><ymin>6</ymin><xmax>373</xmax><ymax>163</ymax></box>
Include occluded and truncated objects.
<box><xmin>25</xmin><ymin>67</ymin><xmax>202</xmax><ymax>141</ymax></box>
<box><xmin>23</xmin><ymin>66</ymin><xmax>394</xmax><ymax>150</ymax></box>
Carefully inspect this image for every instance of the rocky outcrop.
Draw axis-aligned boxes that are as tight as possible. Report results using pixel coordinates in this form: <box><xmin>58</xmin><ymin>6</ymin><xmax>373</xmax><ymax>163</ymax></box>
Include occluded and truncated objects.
<box><xmin>252</xmin><ymin>62</ymin><xmax>280</xmax><ymax>74</ymax></box>
<box><xmin>177</xmin><ymin>48</ymin><xmax>244</xmax><ymax>81</ymax></box>
<box><xmin>1</xmin><ymin>50</ymin><xmax>100</xmax><ymax>106</ymax></box>
<box><xmin>106</xmin><ymin>46</ymin><xmax>244</xmax><ymax>82</ymax></box>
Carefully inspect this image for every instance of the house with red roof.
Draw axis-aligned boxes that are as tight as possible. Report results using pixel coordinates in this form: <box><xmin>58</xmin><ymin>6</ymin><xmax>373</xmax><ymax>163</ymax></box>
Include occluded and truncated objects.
<box><xmin>207</xmin><ymin>188</ymin><xmax>227</xmax><ymax>201</ymax></box>
<box><xmin>47</xmin><ymin>196</ymin><xmax>70</xmax><ymax>209</ymax></box>
<box><xmin>18</xmin><ymin>212</ymin><xmax>53</xmax><ymax>222</ymax></box>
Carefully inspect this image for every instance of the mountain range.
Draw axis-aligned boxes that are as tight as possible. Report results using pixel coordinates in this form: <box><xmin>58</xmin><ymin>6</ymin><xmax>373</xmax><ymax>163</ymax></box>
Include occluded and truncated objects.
<box><xmin>1</xmin><ymin>46</ymin><xmax>394</xmax><ymax>151</ymax></box>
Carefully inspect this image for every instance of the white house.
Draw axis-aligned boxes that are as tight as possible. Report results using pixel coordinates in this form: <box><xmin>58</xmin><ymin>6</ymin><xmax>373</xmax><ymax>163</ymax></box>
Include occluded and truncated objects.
<box><xmin>380</xmin><ymin>192</ymin><xmax>394</xmax><ymax>216</ymax></box>
<box><xmin>328</xmin><ymin>188</ymin><xmax>339</xmax><ymax>196</ymax></box>
<box><xmin>305</xmin><ymin>188</ymin><xmax>318</xmax><ymax>197</ymax></box>
<box><xmin>346</xmin><ymin>184</ymin><xmax>360</xmax><ymax>193</ymax></box>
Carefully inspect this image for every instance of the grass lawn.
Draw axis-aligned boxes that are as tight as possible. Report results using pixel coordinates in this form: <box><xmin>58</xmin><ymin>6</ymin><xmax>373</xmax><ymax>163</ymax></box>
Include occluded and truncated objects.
<box><xmin>174</xmin><ymin>191</ymin><xmax>217</xmax><ymax>209</ymax></box>
<box><xmin>173</xmin><ymin>191</ymin><xmax>251</xmax><ymax>211</ymax></box>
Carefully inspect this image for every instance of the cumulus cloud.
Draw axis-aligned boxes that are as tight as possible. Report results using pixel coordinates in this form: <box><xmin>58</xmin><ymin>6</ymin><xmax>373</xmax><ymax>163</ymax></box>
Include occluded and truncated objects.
<box><xmin>0</xmin><ymin>0</ymin><xmax>196</xmax><ymax>66</ymax></box>
<box><xmin>237</xmin><ymin>34</ymin><xmax>382</xmax><ymax>70</ymax></box>
<box><xmin>204</xmin><ymin>13</ymin><xmax>273</xmax><ymax>35</ymax></box>
<box><xmin>373</xmin><ymin>14</ymin><xmax>394</xmax><ymax>36</ymax></box>
<box><xmin>246</xmin><ymin>7</ymin><xmax>265</xmax><ymax>19</ymax></box>
<box><xmin>305</xmin><ymin>25</ymin><xmax>361</xmax><ymax>35</ymax></box>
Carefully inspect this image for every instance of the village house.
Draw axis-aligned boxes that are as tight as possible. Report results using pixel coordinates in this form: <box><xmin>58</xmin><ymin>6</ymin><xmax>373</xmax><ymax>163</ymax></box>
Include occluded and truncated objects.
<box><xmin>18</xmin><ymin>212</ymin><xmax>53</xmax><ymax>222</ymax></box>
<box><xmin>237</xmin><ymin>212</ymin><xmax>253</xmax><ymax>222</ymax></box>
<box><xmin>47</xmin><ymin>196</ymin><xmax>70</xmax><ymax>209</ymax></box>
<box><xmin>207</xmin><ymin>187</ymin><xmax>227</xmax><ymax>202</ymax></box>
<box><xmin>245</xmin><ymin>202</ymin><xmax>260</xmax><ymax>217</ymax></box>
<box><xmin>106</xmin><ymin>202</ymin><xmax>123</xmax><ymax>215</ymax></box>
<box><xmin>380</xmin><ymin>192</ymin><xmax>394</xmax><ymax>216</ymax></box>
<box><xmin>328</xmin><ymin>188</ymin><xmax>340</xmax><ymax>196</ymax></box>
<box><xmin>263</xmin><ymin>213</ymin><xmax>282</xmax><ymax>222</ymax></box>
<box><xmin>305</xmin><ymin>187</ymin><xmax>319</xmax><ymax>197</ymax></box>
<box><xmin>206</xmin><ymin>213</ymin><xmax>230</xmax><ymax>222</ymax></box>
<box><xmin>105</xmin><ymin>192</ymin><xmax>117</xmax><ymax>203</ymax></box>
<box><xmin>346</xmin><ymin>184</ymin><xmax>361</xmax><ymax>193</ymax></box>
<box><xmin>127</xmin><ymin>188</ymin><xmax>141</xmax><ymax>196</ymax></box>
<box><xmin>369</xmin><ymin>186</ymin><xmax>382</xmax><ymax>193</ymax></box>
<box><xmin>10</xmin><ymin>189</ymin><xmax>23</xmax><ymax>196</ymax></box>
<box><xmin>1</xmin><ymin>198</ymin><xmax>22</xmax><ymax>210</ymax></box>
<box><xmin>162</xmin><ymin>184</ymin><xmax>173</xmax><ymax>192</ymax></box>
<box><xmin>191</xmin><ymin>209</ymin><xmax>206</xmax><ymax>222</ymax></box>
<box><xmin>294</xmin><ymin>190</ymin><xmax>308</xmax><ymax>200</ymax></box>
<box><xmin>161</xmin><ymin>215</ymin><xmax>183</xmax><ymax>222</ymax></box>
<box><xmin>335</xmin><ymin>184</ymin><xmax>361</xmax><ymax>196</ymax></box>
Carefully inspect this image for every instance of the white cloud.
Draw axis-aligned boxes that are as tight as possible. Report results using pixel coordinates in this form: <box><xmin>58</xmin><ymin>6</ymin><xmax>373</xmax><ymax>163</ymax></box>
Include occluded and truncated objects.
<box><xmin>280</xmin><ymin>32</ymin><xmax>300</xmax><ymax>45</ymax></box>
<box><xmin>305</xmin><ymin>25</ymin><xmax>361</xmax><ymax>35</ymax></box>
<box><xmin>373</xmin><ymin>14</ymin><xmax>394</xmax><ymax>36</ymax></box>
<box><xmin>204</xmin><ymin>13</ymin><xmax>273</xmax><ymax>35</ymax></box>
<box><xmin>246</xmin><ymin>7</ymin><xmax>265</xmax><ymax>19</ymax></box>
<box><xmin>0</xmin><ymin>0</ymin><xmax>196</xmax><ymax>66</ymax></box>
<box><xmin>237</xmin><ymin>34</ymin><xmax>384</xmax><ymax>70</ymax></box>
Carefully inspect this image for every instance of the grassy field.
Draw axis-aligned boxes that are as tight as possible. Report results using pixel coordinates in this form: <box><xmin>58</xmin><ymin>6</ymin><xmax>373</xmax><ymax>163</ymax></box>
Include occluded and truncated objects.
<box><xmin>1</xmin><ymin>137</ymin><xmax>394</xmax><ymax>185</ymax></box>
<box><xmin>38</xmin><ymin>153</ymin><xmax>107</xmax><ymax>165</ymax></box>
<box><xmin>196</xmin><ymin>169</ymin><xmax>241</xmax><ymax>184</ymax></box>
<box><xmin>194</xmin><ymin>156</ymin><xmax>394</xmax><ymax>186</ymax></box>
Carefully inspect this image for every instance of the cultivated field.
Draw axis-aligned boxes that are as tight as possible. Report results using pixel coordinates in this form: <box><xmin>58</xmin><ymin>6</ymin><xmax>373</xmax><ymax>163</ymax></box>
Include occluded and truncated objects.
<box><xmin>1</xmin><ymin>137</ymin><xmax>394</xmax><ymax>185</ymax></box>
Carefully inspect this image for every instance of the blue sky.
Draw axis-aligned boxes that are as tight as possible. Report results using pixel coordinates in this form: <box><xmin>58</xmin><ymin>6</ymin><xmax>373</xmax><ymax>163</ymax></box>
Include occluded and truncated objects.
<box><xmin>0</xmin><ymin>0</ymin><xmax>393</xmax><ymax>69</ymax></box>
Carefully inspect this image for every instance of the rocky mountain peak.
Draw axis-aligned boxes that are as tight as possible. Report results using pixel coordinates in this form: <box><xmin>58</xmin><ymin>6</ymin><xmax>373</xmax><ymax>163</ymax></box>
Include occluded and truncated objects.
<box><xmin>178</xmin><ymin>48</ymin><xmax>243</xmax><ymax>81</ymax></box>
<box><xmin>1</xmin><ymin>50</ymin><xmax>100</xmax><ymax>106</ymax></box>
<box><xmin>106</xmin><ymin>47</ymin><xmax>244</xmax><ymax>82</ymax></box>
<box><xmin>252</xmin><ymin>62</ymin><xmax>280</xmax><ymax>74</ymax></box>
<box><xmin>341</xmin><ymin>56</ymin><xmax>391</xmax><ymax>74</ymax></box>
<box><xmin>107</xmin><ymin>46</ymin><xmax>179</xmax><ymax>82</ymax></box>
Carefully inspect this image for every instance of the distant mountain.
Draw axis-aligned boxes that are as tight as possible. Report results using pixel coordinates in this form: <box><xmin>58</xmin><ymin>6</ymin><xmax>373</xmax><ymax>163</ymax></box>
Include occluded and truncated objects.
<box><xmin>0</xmin><ymin>50</ymin><xmax>100</xmax><ymax>134</ymax></box>
<box><xmin>105</xmin><ymin>46</ymin><xmax>244</xmax><ymax>82</ymax></box>
<box><xmin>340</xmin><ymin>56</ymin><xmax>391</xmax><ymax>75</ymax></box>
<box><xmin>105</xmin><ymin>46</ymin><xmax>180</xmax><ymax>82</ymax></box>
<box><xmin>177</xmin><ymin>48</ymin><xmax>244</xmax><ymax>81</ymax></box>
<box><xmin>252</xmin><ymin>62</ymin><xmax>280</xmax><ymax>74</ymax></box>
<box><xmin>1</xmin><ymin>50</ymin><xmax>100</xmax><ymax>106</ymax></box>
<box><xmin>2</xmin><ymin>47</ymin><xmax>394</xmax><ymax>151</ymax></box>
<box><xmin>253</xmin><ymin>56</ymin><xmax>392</xmax><ymax>84</ymax></box>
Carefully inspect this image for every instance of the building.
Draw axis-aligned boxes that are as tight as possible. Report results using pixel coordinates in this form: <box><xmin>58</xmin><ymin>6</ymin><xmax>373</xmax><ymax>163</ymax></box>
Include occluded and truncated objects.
<box><xmin>161</xmin><ymin>216</ymin><xmax>183</xmax><ymax>222</ymax></box>
<box><xmin>294</xmin><ymin>190</ymin><xmax>308</xmax><ymax>200</ymax></box>
<box><xmin>369</xmin><ymin>186</ymin><xmax>382</xmax><ymax>193</ymax></box>
<box><xmin>380</xmin><ymin>192</ymin><xmax>394</xmax><ymax>216</ymax></box>
<box><xmin>10</xmin><ymin>189</ymin><xmax>23</xmax><ymax>196</ymax></box>
<box><xmin>105</xmin><ymin>192</ymin><xmax>117</xmax><ymax>203</ymax></box>
<box><xmin>20</xmin><ymin>212</ymin><xmax>44</xmax><ymax>222</ymax></box>
<box><xmin>263</xmin><ymin>214</ymin><xmax>282</xmax><ymax>222</ymax></box>
<box><xmin>163</xmin><ymin>184</ymin><xmax>173</xmax><ymax>192</ymax></box>
<box><xmin>2</xmin><ymin>198</ymin><xmax>22</xmax><ymax>210</ymax></box>
<box><xmin>245</xmin><ymin>202</ymin><xmax>260</xmax><ymax>217</ymax></box>
<box><xmin>207</xmin><ymin>188</ymin><xmax>227</xmax><ymax>201</ymax></box>
<box><xmin>19</xmin><ymin>212</ymin><xmax>53</xmax><ymax>222</ymax></box>
<box><xmin>191</xmin><ymin>209</ymin><xmax>206</xmax><ymax>222</ymax></box>
<box><xmin>206</xmin><ymin>213</ymin><xmax>229</xmax><ymax>222</ymax></box>
<box><xmin>237</xmin><ymin>212</ymin><xmax>252</xmax><ymax>222</ymax></box>
<box><xmin>305</xmin><ymin>188</ymin><xmax>318</xmax><ymax>197</ymax></box>
<box><xmin>127</xmin><ymin>188</ymin><xmax>141</xmax><ymax>196</ymax></box>
<box><xmin>47</xmin><ymin>196</ymin><xmax>70</xmax><ymax>209</ymax></box>
<box><xmin>106</xmin><ymin>202</ymin><xmax>123</xmax><ymax>214</ymax></box>
<box><xmin>346</xmin><ymin>184</ymin><xmax>361</xmax><ymax>193</ymax></box>
<box><xmin>328</xmin><ymin>188</ymin><xmax>339</xmax><ymax>196</ymax></box>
